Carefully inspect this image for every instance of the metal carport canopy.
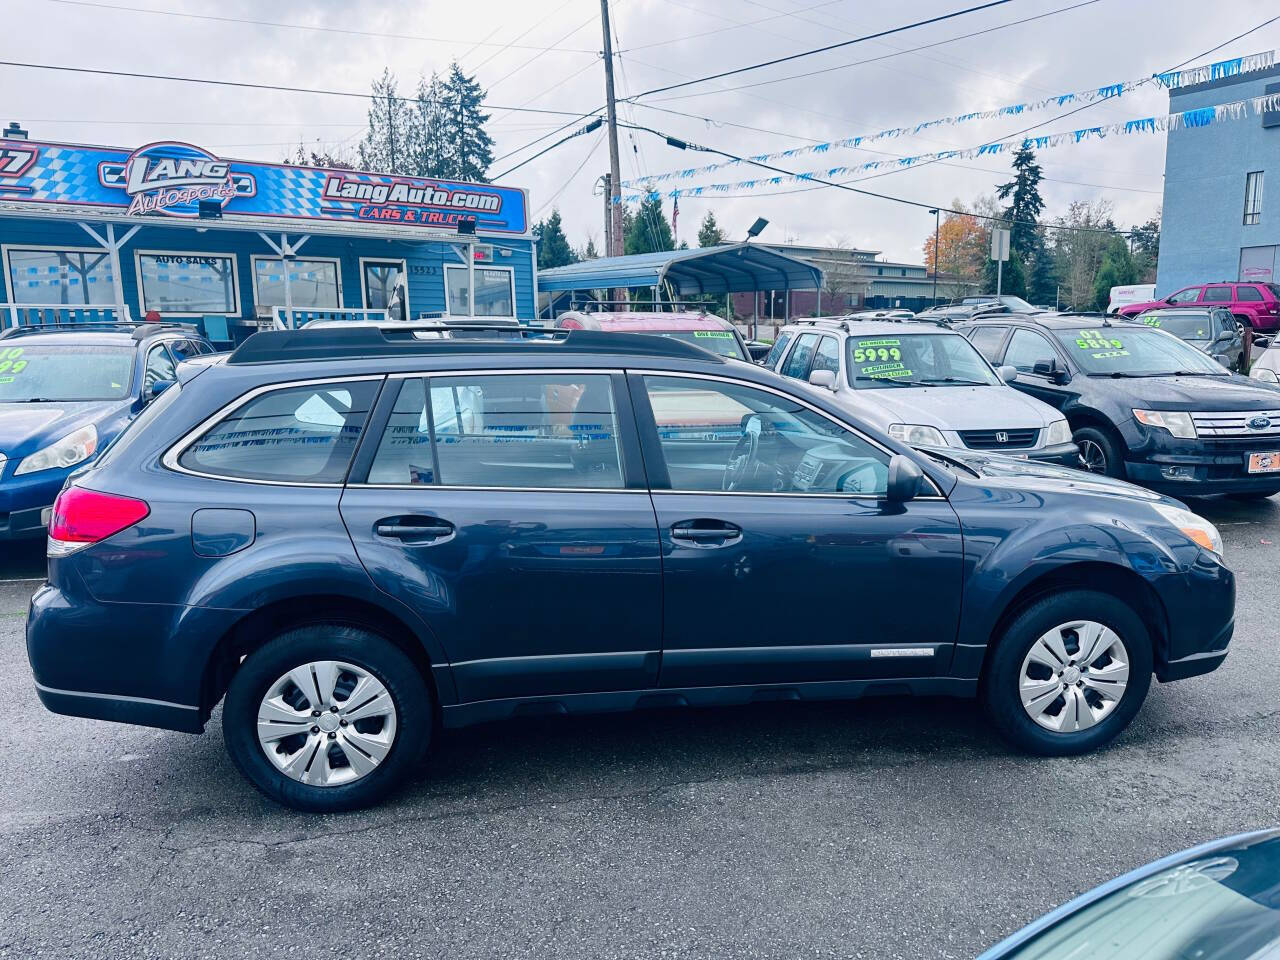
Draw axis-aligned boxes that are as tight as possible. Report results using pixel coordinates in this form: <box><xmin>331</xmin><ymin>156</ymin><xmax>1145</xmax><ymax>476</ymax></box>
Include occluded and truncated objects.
<box><xmin>536</xmin><ymin>242</ymin><xmax>823</xmax><ymax>295</ymax></box>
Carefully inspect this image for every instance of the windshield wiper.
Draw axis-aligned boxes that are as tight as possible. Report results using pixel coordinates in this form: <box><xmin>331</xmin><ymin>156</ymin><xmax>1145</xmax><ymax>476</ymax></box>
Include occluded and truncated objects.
<box><xmin>2</xmin><ymin>397</ymin><xmax>57</xmax><ymax>403</ymax></box>
<box><xmin>853</xmin><ymin>376</ymin><xmax>922</xmax><ymax>387</ymax></box>
<box><xmin>919</xmin><ymin>377</ymin><xmax>989</xmax><ymax>386</ymax></box>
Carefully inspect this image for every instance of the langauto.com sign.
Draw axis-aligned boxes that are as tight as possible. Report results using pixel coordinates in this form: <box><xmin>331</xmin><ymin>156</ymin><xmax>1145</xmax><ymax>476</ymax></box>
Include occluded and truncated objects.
<box><xmin>0</xmin><ymin>139</ymin><xmax>529</xmax><ymax>233</ymax></box>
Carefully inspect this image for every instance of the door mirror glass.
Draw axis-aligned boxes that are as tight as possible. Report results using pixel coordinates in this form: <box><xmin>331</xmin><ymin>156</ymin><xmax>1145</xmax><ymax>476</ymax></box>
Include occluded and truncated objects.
<box><xmin>997</xmin><ymin>364</ymin><xmax>1018</xmax><ymax>383</ymax></box>
<box><xmin>808</xmin><ymin>369</ymin><xmax>838</xmax><ymax>391</ymax></box>
<box><xmin>146</xmin><ymin>378</ymin><xmax>176</xmax><ymax>401</ymax></box>
<box><xmin>885</xmin><ymin>454</ymin><xmax>926</xmax><ymax>503</ymax></box>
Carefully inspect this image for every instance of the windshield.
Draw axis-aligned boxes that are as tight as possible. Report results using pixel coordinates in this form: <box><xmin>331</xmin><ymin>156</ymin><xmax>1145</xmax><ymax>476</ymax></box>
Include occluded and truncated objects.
<box><xmin>0</xmin><ymin>345</ymin><xmax>135</xmax><ymax>402</ymax></box>
<box><xmin>1051</xmin><ymin>326</ymin><xmax>1226</xmax><ymax>376</ymax></box>
<box><xmin>998</xmin><ymin>835</ymin><xmax>1280</xmax><ymax>959</ymax></box>
<box><xmin>651</xmin><ymin>329</ymin><xmax>748</xmax><ymax>360</ymax></box>
<box><xmin>1138</xmin><ymin>311</ymin><xmax>1217</xmax><ymax>341</ymax></box>
<box><xmin>846</xmin><ymin>332</ymin><xmax>1000</xmax><ymax>388</ymax></box>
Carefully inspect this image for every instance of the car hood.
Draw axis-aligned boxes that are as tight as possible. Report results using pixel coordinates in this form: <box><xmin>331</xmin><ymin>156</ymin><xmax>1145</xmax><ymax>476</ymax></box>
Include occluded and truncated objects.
<box><xmin>929</xmin><ymin>447</ymin><xmax>1174</xmax><ymax>505</ymax></box>
<box><xmin>1095</xmin><ymin>373</ymin><xmax>1280</xmax><ymax>410</ymax></box>
<box><xmin>0</xmin><ymin>401</ymin><xmax>123</xmax><ymax>460</ymax></box>
<box><xmin>851</xmin><ymin>384</ymin><xmax>1057</xmax><ymax>428</ymax></box>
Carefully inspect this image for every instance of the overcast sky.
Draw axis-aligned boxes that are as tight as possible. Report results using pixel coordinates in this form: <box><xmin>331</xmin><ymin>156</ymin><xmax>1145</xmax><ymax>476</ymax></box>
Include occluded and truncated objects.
<box><xmin>3</xmin><ymin>0</ymin><xmax>1276</xmax><ymax>262</ymax></box>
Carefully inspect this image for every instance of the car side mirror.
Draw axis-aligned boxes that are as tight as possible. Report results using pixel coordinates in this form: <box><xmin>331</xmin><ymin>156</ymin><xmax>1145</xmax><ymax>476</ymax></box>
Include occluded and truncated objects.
<box><xmin>885</xmin><ymin>454</ymin><xmax>926</xmax><ymax>503</ymax></box>
<box><xmin>808</xmin><ymin>369</ymin><xmax>838</xmax><ymax>392</ymax></box>
<box><xmin>1256</xmin><ymin>335</ymin><xmax>1273</xmax><ymax>350</ymax></box>
<box><xmin>146</xmin><ymin>378</ymin><xmax>176</xmax><ymax>401</ymax></box>
<box><xmin>997</xmin><ymin>364</ymin><xmax>1018</xmax><ymax>383</ymax></box>
<box><xmin>1032</xmin><ymin>358</ymin><xmax>1069</xmax><ymax>383</ymax></box>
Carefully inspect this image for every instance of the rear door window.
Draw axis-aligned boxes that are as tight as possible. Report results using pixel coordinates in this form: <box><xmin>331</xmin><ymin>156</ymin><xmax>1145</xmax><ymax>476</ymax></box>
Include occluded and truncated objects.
<box><xmin>1203</xmin><ymin>285</ymin><xmax>1232</xmax><ymax>303</ymax></box>
<box><xmin>177</xmin><ymin>379</ymin><xmax>380</xmax><ymax>483</ymax></box>
<box><xmin>781</xmin><ymin>333</ymin><xmax>819</xmax><ymax>379</ymax></box>
<box><xmin>366</xmin><ymin>373</ymin><xmax>624</xmax><ymax>489</ymax></box>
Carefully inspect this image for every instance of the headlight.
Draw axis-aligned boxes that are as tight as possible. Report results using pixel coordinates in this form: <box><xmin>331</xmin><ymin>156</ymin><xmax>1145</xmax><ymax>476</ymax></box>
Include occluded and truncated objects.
<box><xmin>1133</xmin><ymin>409</ymin><xmax>1197</xmax><ymax>439</ymax></box>
<box><xmin>888</xmin><ymin>423</ymin><xmax>947</xmax><ymax>447</ymax></box>
<box><xmin>1253</xmin><ymin>368</ymin><xmax>1279</xmax><ymax>383</ymax></box>
<box><xmin>1045</xmin><ymin>419</ymin><xmax>1072</xmax><ymax>445</ymax></box>
<box><xmin>1154</xmin><ymin>503</ymin><xmax>1223</xmax><ymax>557</ymax></box>
<box><xmin>14</xmin><ymin>424</ymin><xmax>98</xmax><ymax>476</ymax></box>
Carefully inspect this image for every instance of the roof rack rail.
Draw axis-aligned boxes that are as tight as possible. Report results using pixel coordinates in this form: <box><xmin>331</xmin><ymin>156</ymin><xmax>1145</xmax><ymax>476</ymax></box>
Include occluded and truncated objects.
<box><xmin>227</xmin><ymin>324</ymin><xmax>726</xmax><ymax>365</ymax></box>
<box><xmin>0</xmin><ymin>320</ymin><xmax>199</xmax><ymax>340</ymax></box>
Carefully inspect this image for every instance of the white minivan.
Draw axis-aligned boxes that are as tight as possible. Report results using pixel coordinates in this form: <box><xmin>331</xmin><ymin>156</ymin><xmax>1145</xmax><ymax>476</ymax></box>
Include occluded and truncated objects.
<box><xmin>1107</xmin><ymin>284</ymin><xmax>1156</xmax><ymax>315</ymax></box>
<box><xmin>764</xmin><ymin>318</ymin><xmax>1081</xmax><ymax>464</ymax></box>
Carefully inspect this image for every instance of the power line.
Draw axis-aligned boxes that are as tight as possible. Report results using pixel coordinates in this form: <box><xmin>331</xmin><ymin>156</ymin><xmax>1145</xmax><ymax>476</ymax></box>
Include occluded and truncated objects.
<box><xmin>534</xmin><ymin>131</ymin><xmax>607</xmax><ymax>217</ymax></box>
<box><xmin>491</xmin><ymin>118</ymin><xmax>605</xmax><ymax>180</ymax></box>
<box><xmin>620</xmin><ymin>0</ymin><xmax>852</xmax><ymax>52</ymax></box>
<box><xmin>38</xmin><ymin>0</ymin><xmax>600</xmax><ymax>53</ymax></box>
<box><xmin>0</xmin><ymin>60</ymin><xmax>596</xmax><ymax>117</ymax></box>
<box><xmin>641</xmin><ymin>0</ymin><xmax>1102</xmax><ymax>103</ymax></box>
<box><xmin>625</xmin><ymin>0</ymin><xmax>1016</xmax><ymax>101</ymax></box>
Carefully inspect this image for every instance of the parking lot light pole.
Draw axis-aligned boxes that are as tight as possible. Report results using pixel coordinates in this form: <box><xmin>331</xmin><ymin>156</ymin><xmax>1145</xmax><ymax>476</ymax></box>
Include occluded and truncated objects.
<box><xmin>928</xmin><ymin>208</ymin><xmax>939</xmax><ymax>307</ymax></box>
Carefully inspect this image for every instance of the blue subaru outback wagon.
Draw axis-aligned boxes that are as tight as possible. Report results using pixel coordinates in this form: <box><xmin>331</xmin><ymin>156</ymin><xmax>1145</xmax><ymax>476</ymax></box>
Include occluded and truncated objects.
<box><xmin>27</xmin><ymin>325</ymin><xmax>1235</xmax><ymax>811</ymax></box>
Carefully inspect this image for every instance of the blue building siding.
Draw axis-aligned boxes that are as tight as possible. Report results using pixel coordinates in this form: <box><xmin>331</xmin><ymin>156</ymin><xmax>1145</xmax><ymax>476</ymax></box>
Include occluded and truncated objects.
<box><xmin>1158</xmin><ymin>65</ymin><xmax>1280</xmax><ymax>294</ymax></box>
<box><xmin>1</xmin><ymin>216</ymin><xmax>536</xmax><ymax>332</ymax></box>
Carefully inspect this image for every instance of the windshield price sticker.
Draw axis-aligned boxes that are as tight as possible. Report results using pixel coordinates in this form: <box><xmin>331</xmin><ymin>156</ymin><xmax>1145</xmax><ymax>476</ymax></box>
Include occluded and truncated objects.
<box><xmin>851</xmin><ymin>339</ymin><xmax>911</xmax><ymax>378</ymax></box>
<box><xmin>1142</xmin><ymin>317</ymin><xmax>1161</xmax><ymax>327</ymax></box>
<box><xmin>0</xmin><ymin>347</ymin><xmax>27</xmax><ymax>381</ymax></box>
<box><xmin>693</xmin><ymin>331</ymin><xmax>734</xmax><ymax>339</ymax></box>
<box><xmin>1075</xmin><ymin>329</ymin><xmax>1129</xmax><ymax>359</ymax></box>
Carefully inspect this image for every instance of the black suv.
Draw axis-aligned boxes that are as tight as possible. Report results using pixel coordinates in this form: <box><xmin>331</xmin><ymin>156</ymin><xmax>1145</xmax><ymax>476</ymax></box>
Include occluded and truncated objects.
<box><xmin>958</xmin><ymin>314</ymin><xmax>1280</xmax><ymax>497</ymax></box>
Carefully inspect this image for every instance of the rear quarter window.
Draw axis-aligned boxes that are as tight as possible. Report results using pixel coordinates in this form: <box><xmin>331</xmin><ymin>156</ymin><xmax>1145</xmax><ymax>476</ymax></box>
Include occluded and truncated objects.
<box><xmin>176</xmin><ymin>379</ymin><xmax>381</xmax><ymax>483</ymax></box>
<box><xmin>1236</xmin><ymin>285</ymin><xmax>1263</xmax><ymax>302</ymax></box>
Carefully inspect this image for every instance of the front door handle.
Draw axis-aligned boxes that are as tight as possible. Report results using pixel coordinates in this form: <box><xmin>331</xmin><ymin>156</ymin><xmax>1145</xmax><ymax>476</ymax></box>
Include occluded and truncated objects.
<box><xmin>670</xmin><ymin>520</ymin><xmax>743</xmax><ymax>547</ymax></box>
<box><xmin>375</xmin><ymin>517</ymin><xmax>455</xmax><ymax>544</ymax></box>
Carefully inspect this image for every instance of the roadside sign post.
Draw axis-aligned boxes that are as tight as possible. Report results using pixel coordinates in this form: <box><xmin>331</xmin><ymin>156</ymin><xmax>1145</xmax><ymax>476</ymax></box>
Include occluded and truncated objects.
<box><xmin>990</xmin><ymin>227</ymin><xmax>1010</xmax><ymax>297</ymax></box>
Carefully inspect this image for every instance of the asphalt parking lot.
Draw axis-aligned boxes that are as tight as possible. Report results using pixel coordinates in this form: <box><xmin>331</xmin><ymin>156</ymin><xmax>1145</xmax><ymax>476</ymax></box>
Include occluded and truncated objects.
<box><xmin>2</xmin><ymin>496</ymin><xmax>1279</xmax><ymax>960</ymax></box>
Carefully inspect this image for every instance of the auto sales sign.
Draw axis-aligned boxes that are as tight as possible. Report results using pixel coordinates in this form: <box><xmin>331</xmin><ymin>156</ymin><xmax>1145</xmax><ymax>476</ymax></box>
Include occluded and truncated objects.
<box><xmin>0</xmin><ymin>139</ymin><xmax>528</xmax><ymax>233</ymax></box>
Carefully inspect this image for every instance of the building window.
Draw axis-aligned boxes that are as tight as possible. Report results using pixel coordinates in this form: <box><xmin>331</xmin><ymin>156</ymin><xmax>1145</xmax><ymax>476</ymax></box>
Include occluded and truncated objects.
<box><xmin>251</xmin><ymin>257</ymin><xmax>340</xmax><ymax>309</ymax></box>
<box><xmin>4</xmin><ymin>248</ymin><xmax>116</xmax><ymax>305</ymax></box>
<box><xmin>1244</xmin><ymin>171</ymin><xmax>1264</xmax><ymax>225</ymax></box>
<box><xmin>137</xmin><ymin>253</ymin><xmax>238</xmax><ymax>316</ymax></box>
<box><xmin>445</xmin><ymin>265</ymin><xmax>515</xmax><ymax>317</ymax></box>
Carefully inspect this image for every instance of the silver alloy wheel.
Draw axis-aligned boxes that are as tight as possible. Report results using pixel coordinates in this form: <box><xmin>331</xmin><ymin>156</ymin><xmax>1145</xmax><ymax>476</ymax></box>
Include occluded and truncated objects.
<box><xmin>1019</xmin><ymin>620</ymin><xmax>1130</xmax><ymax>733</ymax></box>
<box><xmin>256</xmin><ymin>660</ymin><xmax>398</xmax><ymax>787</ymax></box>
<box><xmin>1078</xmin><ymin>439</ymin><xmax>1107</xmax><ymax>474</ymax></box>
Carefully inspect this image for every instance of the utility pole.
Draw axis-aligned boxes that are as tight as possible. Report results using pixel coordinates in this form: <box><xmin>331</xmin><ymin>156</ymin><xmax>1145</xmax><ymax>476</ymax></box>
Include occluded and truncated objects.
<box><xmin>602</xmin><ymin>173</ymin><xmax>613</xmax><ymax>256</ymax></box>
<box><xmin>600</xmin><ymin>0</ymin><xmax>625</xmax><ymax>307</ymax></box>
<box><xmin>928</xmin><ymin>208</ymin><xmax>940</xmax><ymax>307</ymax></box>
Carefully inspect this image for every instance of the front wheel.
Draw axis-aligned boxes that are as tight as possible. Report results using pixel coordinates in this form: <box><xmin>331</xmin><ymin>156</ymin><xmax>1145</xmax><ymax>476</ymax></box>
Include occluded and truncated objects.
<box><xmin>1073</xmin><ymin>426</ymin><xmax>1125</xmax><ymax>478</ymax></box>
<box><xmin>223</xmin><ymin>625</ymin><xmax>432</xmax><ymax>812</ymax></box>
<box><xmin>981</xmin><ymin>589</ymin><xmax>1153</xmax><ymax>756</ymax></box>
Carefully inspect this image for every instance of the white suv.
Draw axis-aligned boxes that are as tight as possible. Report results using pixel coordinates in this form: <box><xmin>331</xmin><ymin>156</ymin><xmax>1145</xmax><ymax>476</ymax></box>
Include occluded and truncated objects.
<box><xmin>764</xmin><ymin>318</ymin><xmax>1080</xmax><ymax>464</ymax></box>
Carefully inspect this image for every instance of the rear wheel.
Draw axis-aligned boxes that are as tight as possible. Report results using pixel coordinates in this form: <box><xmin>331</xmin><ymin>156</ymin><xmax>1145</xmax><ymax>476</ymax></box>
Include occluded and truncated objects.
<box><xmin>1072</xmin><ymin>426</ymin><xmax>1124</xmax><ymax>478</ymax></box>
<box><xmin>223</xmin><ymin>625</ymin><xmax>431</xmax><ymax>812</ymax></box>
<box><xmin>981</xmin><ymin>589</ymin><xmax>1153</xmax><ymax>756</ymax></box>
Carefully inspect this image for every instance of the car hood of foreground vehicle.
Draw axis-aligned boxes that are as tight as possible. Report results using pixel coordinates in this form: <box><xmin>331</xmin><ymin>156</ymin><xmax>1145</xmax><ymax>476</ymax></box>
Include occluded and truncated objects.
<box><xmin>847</xmin><ymin>383</ymin><xmax>1057</xmax><ymax>430</ymax></box>
<box><xmin>1091</xmin><ymin>373</ymin><xmax>1280</xmax><ymax>409</ymax></box>
<box><xmin>0</xmin><ymin>401</ymin><xmax>122</xmax><ymax>462</ymax></box>
<box><xmin>923</xmin><ymin>446</ymin><xmax>1171</xmax><ymax>504</ymax></box>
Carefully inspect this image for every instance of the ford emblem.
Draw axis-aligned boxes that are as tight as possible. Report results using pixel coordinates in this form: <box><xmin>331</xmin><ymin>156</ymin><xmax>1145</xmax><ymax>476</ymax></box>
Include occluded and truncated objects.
<box><xmin>1248</xmin><ymin>416</ymin><xmax>1272</xmax><ymax>431</ymax></box>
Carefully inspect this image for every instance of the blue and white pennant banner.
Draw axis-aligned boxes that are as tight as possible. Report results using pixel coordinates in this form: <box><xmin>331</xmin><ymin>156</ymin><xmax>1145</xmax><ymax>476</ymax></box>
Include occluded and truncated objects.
<box><xmin>625</xmin><ymin>90</ymin><xmax>1280</xmax><ymax>201</ymax></box>
<box><xmin>619</xmin><ymin>50</ymin><xmax>1276</xmax><ymax>191</ymax></box>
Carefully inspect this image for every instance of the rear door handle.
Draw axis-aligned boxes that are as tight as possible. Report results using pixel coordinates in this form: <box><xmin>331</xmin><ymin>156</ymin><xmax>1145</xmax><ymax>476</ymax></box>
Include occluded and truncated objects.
<box><xmin>375</xmin><ymin>517</ymin><xmax>455</xmax><ymax>543</ymax></box>
<box><xmin>670</xmin><ymin>520</ymin><xmax>743</xmax><ymax>546</ymax></box>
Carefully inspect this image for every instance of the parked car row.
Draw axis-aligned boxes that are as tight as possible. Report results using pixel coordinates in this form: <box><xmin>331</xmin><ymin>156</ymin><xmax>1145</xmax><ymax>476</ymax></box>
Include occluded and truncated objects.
<box><xmin>16</xmin><ymin>318</ymin><xmax>1236</xmax><ymax>812</ymax></box>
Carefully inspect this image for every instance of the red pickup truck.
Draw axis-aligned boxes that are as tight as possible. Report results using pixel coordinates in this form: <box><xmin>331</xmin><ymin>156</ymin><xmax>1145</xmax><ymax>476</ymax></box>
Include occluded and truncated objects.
<box><xmin>1117</xmin><ymin>282</ymin><xmax>1280</xmax><ymax>332</ymax></box>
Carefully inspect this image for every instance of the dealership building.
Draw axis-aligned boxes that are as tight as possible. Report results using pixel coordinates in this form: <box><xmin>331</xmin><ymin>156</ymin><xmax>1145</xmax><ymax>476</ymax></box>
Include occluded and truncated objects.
<box><xmin>0</xmin><ymin>131</ymin><xmax>536</xmax><ymax>342</ymax></box>
<box><xmin>1158</xmin><ymin>63</ymin><xmax>1280</xmax><ymax>291</ymax></box>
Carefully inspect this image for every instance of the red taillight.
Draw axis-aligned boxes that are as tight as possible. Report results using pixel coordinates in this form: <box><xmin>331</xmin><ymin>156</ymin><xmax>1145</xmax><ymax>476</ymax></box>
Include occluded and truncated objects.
<box><xmin>47</xmin><ymin>486</ymin><xmax>150</xmax><ymax>556</ymax></box>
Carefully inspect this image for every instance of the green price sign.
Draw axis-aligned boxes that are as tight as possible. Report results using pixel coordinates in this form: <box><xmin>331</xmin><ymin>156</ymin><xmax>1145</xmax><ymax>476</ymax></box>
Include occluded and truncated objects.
<box><xmin>693</xmin><ymin>330</ymin><xmax>733</xmax><ymax>339</ymax></box>
<box><xmin>0</xmin><ymin>347</ymin><xmax>27</xmax><ymax>376</ymax></box>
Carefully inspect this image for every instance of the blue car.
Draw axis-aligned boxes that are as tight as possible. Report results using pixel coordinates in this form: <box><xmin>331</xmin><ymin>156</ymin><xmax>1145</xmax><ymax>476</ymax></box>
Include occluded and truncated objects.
<box><xmin>26</xmin><ymin>325</ymin><xmax>1235</xmax><ymax>812</ymax></box>
<box><xmin>0</xmin><ymin>322</ymin><xmax>214</xmax><ymax>539</ymax></box>
<box><xmin>979</xmin><ymin>828</ymin><xmax>1280</xmax><ymax>958</ymax></box>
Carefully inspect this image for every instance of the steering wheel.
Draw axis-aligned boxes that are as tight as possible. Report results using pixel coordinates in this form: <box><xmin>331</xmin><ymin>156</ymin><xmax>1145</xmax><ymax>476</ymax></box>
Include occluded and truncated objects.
<box><xmin>722</xmin><ymin>414</ymin><xmax>773</xmax><ymax>491</ymax></box>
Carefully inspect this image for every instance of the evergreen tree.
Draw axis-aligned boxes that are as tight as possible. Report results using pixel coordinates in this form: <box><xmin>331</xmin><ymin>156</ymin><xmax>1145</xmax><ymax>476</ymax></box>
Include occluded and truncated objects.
<box><xmin>406</xmin><ymin>73</ymin><xmax>449</xmax><ymax>178</ymax></box>
<box><xmin>697</xmin><ymin>211</ymin><xmax>726</xmax><ymax>247</ymax></box>
<box><xmin>534</xmin><ymin>210</ymin><xmax>577</xmax><ymax>270</ymax></box>
<box><xmin>996</xmin><ymin>145</ymin><xmax>1046</xmax><ymax>259</ymax></box>
<box><xmin>624</xmin><ymin>195</ymin><xmax>675</xmax><ymax>255</ymax></box>
<box><xmin>581</xmin><ymin>238</ymin><xmax>600</xmax><ymax>259</ymax></box>
<box><xmin>442</xmin><ymin>63</ymin><xmax>494</xmax><ymax>183</ymax></box>
<box><xmin>1130</xmin><ymin>214</ymin><xmax>1161</xmax><ymax>282</ymax></box>
<box><xmin>982</xmin><ymin>252</ymin><xmax>1026</xmax><ymax>299</ymax></box>
<box><xmin>1092</xmin><ymin>235</ymin><xmax>1139</xmax><ymax>310</ymax></box>
<box><xmin>357</xmin><ymin>69</ymin><xmax>412</xmax><ymax>175</ymax></box>
<box><xmin>1027</xmin><ymin>243</ymin><xmax>1058</xmax><ymax>307</ymax></box>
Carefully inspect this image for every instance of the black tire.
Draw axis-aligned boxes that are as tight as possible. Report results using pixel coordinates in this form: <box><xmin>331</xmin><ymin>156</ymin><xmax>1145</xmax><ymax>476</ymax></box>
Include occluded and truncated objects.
<box><xmin>981</xmin><ymin>589</ymin><xmax>1153</xmax><ymax>756</ymax></box>
<box><xmin>223</xmin><ymin>625</ymin><xmax>431</xmax><ymax>813</ymax></box>
<box><xmin>1072</xmin><ymin>425</ymin><xmax>1125</xmax><ymax>479</ymax></box>
<box><xmin>1228</xmin><ymin>488</ymin><xmax>1280</xmax><ymax>501</ymax></box>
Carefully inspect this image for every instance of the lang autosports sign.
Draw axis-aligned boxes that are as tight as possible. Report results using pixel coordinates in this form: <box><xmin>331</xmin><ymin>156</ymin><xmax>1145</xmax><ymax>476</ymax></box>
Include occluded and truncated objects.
<box><xmin>0</xmin><ymin>140</ymin><xmax>529</xmax><ymax>234</ymax></box>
